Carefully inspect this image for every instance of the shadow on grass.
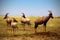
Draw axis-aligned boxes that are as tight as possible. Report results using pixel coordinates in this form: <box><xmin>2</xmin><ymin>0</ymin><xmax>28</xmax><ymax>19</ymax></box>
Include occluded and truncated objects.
<box><xmin>0</xmin><ymin>32</ymin><xmax>60</xmax><ymax>40</ymax></box>
<box><xmin>0</xmin><ymin>31</ymin><xmax>60</xmax><ymax>37</ymax></box>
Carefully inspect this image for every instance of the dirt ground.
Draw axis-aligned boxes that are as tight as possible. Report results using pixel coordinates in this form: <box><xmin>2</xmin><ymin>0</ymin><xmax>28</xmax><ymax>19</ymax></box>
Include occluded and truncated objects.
<box><xmin>0</xmin><ymin>32</ymin><xmax>60</xmax><ymax>40</ymax></box>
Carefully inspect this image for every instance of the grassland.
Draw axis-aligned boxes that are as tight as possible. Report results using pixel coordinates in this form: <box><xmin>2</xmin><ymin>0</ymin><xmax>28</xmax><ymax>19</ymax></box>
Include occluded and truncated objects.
<box><xmin>0</xmin><ymin>16</ymin><xmax>60</xmax><ymax>40</ymax></box>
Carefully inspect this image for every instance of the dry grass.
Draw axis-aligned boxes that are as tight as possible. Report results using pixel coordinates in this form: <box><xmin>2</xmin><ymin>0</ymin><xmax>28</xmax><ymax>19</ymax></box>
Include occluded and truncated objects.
<box><xmin>0</xmin><ymin>16</ymin><xmax>60</xmax><ymax>40</ymax></box>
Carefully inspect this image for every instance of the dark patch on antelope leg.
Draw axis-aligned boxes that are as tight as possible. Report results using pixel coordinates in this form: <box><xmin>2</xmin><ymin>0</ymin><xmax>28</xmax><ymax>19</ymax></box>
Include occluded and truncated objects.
<box><xmin>27</xmin><ymin>22</ymin><xmax>31</xmax><ymax>28</ymax></box>
<box><xmin>44</xmin><ymin>23</ymin><xmax>46</xmax><ymax>32</ymax></box>
<box><xmin>34</xmin><ymin>23</ymin><xmax>38</xmax><ymax>33</ymax></box>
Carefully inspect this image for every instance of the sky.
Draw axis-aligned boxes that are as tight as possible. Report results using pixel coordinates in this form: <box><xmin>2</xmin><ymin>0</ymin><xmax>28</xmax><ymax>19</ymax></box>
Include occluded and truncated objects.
<box><xmin>0</xmin><ymin>0</ymin><xmax>60</xmax><ymax>16</ymax></box>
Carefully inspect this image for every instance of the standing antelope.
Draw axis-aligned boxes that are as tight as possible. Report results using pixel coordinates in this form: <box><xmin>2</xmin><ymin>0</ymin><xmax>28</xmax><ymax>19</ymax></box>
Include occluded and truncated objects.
<box><xmin>34</xmin><ymin>11</ymin><xmax>54</xmax><ymax>33</ymax></box>
<box><xmin>3</xmin><ymin>13</ymin><xmax>12</xmax><ymax>26</ymax></box>
<box><xmin>4</xmin><ymin>13</ymin><xmax>18</xmax><ymax>35</ymax></box>
<box><xmin>11</xmin><ymin>18</ymin><xmax>18</xmax><ymax>35</ymax></box>
<box><xmin>20</xmin><ymin>13</ymin><xmax>31</xmax><ymax>30</ymax></box>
